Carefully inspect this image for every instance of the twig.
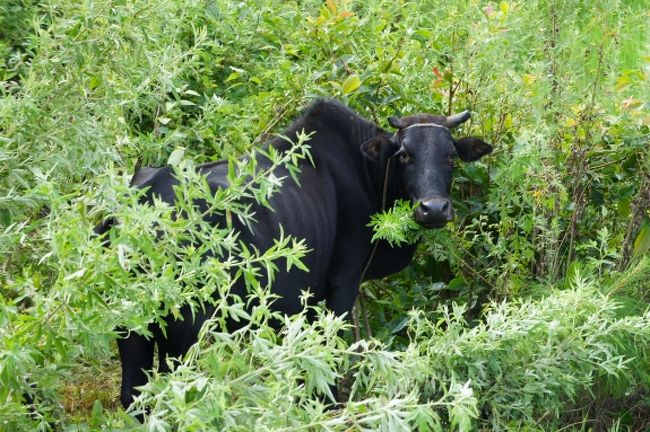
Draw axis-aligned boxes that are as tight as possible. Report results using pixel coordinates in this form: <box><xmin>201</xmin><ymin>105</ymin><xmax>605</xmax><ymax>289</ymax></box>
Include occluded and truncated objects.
<box><xmin>358</xmin><ymin>289</ymin><xmax>373</xmax><ymax>339</ymax></box>
<box><xmin>448</xmin><ymin>247</ymin><xmax>494</xmax><ymax>290</ymax></box>
<box><xmin>446</xmin><ymin>59</ymin><xmax>454</xmax><ymax>116</ymax></box>
<box><xmin>351</xmin><ymin>305</ymin><xmax>362</xmax><ymax>343</ymax></box>
<box><xmin>618</xmin><ymin>167</ymin><xmax>650</xmax><ymax>270</ymax></box>
<box><xmin>590</xmin><ymin>154</ymin><xmax>632</xmax><ymax>171</ymax></box>
<box><xmin>251</xmin><ymin>96</ymin><xmax>300</xmax><ymax>148</ymax></box>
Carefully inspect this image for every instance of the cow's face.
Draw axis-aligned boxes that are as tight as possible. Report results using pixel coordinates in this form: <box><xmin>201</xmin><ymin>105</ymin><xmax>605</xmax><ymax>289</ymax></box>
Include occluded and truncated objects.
<box><xmin>362</xmin><ymin>111</ymin><xmax>492</xmax><ymax>228</ymax></box>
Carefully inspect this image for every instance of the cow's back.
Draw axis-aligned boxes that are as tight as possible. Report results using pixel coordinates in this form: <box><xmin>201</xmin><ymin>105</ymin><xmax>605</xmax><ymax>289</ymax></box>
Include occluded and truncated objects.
<box><xmin>127</xmin><ymin>154</ymin><xmax>338</xmax><ymax>319</ymax></box>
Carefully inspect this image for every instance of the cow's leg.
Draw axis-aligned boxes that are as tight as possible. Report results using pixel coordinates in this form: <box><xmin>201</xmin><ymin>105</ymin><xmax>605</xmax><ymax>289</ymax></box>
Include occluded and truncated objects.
<box><xmin>325</xmin><ymin>278</ymin><xmax>360</xmax><ymax>318</ymax></box>
<box><xmin>324</xmin><ymin>279</ymin><xmax>357</xmax><ymax>404</ymax></box>
<box><xmin>156</xmin><ymin>306</ymin><xmax>210</xmax><ymax>373</ymax></box>
<box><xmin>117</xmin><ymin>329</ymin><xmax>154</xmax><ymax>409</ymax></box>
<box><xmin>322</xmin><ymin>280</ymin><xmax>356</xmax><ymax>405</ymax></box>
<box><xmin>324</xmin><ymin>272</ymin><xmax>364</xmax><ymax>404</ymax></box>
<box><xmin>324</xmin><ymin>232</ymin><xmax>366</xmax><ymax>318</ymax></box>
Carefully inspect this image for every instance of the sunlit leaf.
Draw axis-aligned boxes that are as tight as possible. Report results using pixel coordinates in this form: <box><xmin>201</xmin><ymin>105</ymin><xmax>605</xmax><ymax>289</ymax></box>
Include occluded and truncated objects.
<box><xmin>633</xmin><ymin>222</ymin><xmax>650</xmax><ymax>257</ymax></box>
<box><xmin>614</xmin><ymin>75</ymin><xmax>632</xmax><ymax>91</ymax></box>
<box><xmin>326</xmin><ymin>0</ymin><xmax>336</xmax><ymax>14</ymax></box>
<box><xmin>168</xmin><ymin>147</ymin><xmax>186</xmax><ymax>166</ymax></box>
<box><xmin>341</xmin><ymin>74</ymin><xmax>362</xmax><ymax>94</ymax></box>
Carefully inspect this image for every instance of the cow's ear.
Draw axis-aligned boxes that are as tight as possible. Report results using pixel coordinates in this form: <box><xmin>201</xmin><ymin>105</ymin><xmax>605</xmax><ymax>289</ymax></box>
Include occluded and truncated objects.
<box><xmin>453</xmin><ymin>137</ymin><xmax>493</xmax><ymax>162</ymax></box>
<box><xmin>388</xmin><ymin>116</ymin><xmax>404</xmax><ymax>129</ymax></box>
<box><xmin>361</xmin><ymin>136</ymin><xmax>397</xmax><ymax>162</ymax></box>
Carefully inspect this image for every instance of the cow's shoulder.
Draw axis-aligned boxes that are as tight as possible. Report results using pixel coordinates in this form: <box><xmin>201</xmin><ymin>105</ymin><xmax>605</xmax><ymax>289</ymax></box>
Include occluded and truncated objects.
<box><xmin>130</xmin><ymin>166</ymin><xmax>170</xmax><ymax>188</ymax></box>
<box><xmin>130</xmin><ymin>166</ymin><xmax>177</xmax><ymax>204</ymax></box>
<box><xmin>198</xmin><ymin>160</ymin><xmax>229</xmax><ymax>191</ymax></box>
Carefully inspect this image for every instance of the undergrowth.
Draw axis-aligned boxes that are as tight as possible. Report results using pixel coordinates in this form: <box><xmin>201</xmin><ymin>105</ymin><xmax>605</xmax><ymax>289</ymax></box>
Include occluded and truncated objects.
<box><xmin>1</xmin><ymin>0</ymin><xmax>648</xmax><ymax>430</ymax></box>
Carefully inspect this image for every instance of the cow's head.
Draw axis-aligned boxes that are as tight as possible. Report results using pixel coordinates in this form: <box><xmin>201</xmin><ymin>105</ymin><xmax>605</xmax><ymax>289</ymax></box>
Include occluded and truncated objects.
<box><xmin>362</xmin><ymin>111</ymin><xmax>492</xmax><ymax>228</ymax></box>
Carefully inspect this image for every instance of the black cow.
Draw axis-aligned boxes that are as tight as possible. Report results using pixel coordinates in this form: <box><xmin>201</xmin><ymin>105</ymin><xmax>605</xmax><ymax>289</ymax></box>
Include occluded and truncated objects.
<box><xmin>98</xmin><ymin>99</ymin><xmax>492</xmax><ymax>409</ymax></box>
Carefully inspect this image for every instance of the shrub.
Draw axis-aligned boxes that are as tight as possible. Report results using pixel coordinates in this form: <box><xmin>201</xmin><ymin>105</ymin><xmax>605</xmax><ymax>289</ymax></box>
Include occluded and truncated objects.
<box><xmin>1</xmin><ymin>0</ymin><xmax>648</xmax><ymax>430</ymax></box>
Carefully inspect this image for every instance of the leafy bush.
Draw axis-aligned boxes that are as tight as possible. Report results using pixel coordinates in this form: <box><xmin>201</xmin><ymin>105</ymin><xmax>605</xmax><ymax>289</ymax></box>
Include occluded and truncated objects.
<box><xmin>1</xmin><ymin>0</ymin><xmax>648</xmax><ymax>430</ymax></box>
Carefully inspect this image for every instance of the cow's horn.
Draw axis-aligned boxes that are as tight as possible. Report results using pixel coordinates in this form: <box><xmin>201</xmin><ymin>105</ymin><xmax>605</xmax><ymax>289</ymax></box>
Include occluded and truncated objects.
<box><xmin>444</xmin><ymin>110</ymin><xmax>471</xmax><ymax>128</ymax></box>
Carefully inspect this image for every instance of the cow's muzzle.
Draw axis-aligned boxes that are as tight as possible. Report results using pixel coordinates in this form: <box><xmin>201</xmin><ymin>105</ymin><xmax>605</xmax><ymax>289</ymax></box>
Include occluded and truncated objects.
<box><xmin>414</xmin><ymin>196</ymin><xmax>454</xmax><ymax>228</ymax></box>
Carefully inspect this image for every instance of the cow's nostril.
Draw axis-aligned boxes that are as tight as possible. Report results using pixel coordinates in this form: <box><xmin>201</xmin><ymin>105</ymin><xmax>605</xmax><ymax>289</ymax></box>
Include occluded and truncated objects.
<box><xmin>421</xmin><ymin>198</ymin><xmax>448</xmax><ymax>214</ymax></box>
<box><xmin>417</xmin><ymin>197</ymin><xmax>452</xmax><ymax>226</ymax></box>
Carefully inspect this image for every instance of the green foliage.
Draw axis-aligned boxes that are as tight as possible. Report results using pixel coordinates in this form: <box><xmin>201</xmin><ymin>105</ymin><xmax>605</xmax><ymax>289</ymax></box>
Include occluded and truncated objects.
<box><xmin>1</xmin><ymin>0</ymin><xmax>649</xmax><ymax>430</ymax></box>
<box><xmin>368</xmin><ymin>200</ymin><xmax>422</xmax><ymax>247</ymax></box>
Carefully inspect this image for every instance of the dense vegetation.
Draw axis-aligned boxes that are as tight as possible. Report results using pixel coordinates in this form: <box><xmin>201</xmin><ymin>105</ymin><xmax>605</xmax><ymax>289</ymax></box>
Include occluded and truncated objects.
<box><xmin>1</xmin><ymin>0</ymin><xmax>649</xmax><ymax>430</ymax></box>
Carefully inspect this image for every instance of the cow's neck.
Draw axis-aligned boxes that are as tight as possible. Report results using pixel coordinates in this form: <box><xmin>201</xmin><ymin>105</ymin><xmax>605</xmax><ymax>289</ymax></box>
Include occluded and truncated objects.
<box><xmin>295</xmin><ymin>99</ymin><xmax>406</xmax><ymax>213</ymax></box>
<box><xmin>359</xmin><ymin>147</ymin><xmax>419</xmax><ymax>280</ymax></box>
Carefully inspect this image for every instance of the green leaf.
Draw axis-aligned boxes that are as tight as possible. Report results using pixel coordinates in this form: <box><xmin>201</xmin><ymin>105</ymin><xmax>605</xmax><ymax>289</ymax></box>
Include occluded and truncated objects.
<box><xmin>225</xmin><ymin>71</ymin><xmax>240</xmax><ymax>82</ymax></box>
<box><xmin>633</xmin><ymin>221</ymin><xmax>650</xmax><ymax>257</ymax></box>
<box><xmin>447</xmin><ymin>277</ymin><xmax>466</xmax><ymax>292</ymax></box>
<box><xmin>341</xmin><ymin>74</ymin><xmax>361</xmax><ymax>94</ymax></box>
<box><xmin>89</xmin><ymin>75</ymin><xmax>102</xmax><ymax>90</ymax></box>
<box><xmin>168</xmin><ymin>147</ymin><xmax>186</xmax><ymax>166</ymax></box>
<box><xmin>614</xmin><ymin>75</ymin><xmax>631</xmax><ymax>91</ymax></box>
<box><xmin>0</xmin><ymin>208</ymin><xmax>11</xmax><ymax>225</ymax></box>
<box><xmin>89</xmin><ymin>400</ymin><xmax>104</xmax><ymax>427</ymax></box>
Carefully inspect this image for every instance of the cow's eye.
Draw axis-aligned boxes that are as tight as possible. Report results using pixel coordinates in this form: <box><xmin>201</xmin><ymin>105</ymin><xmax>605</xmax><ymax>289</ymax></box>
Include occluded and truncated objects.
<box><xmin>399</xmin><ymin>152</ymin><xmax>411</xmax><ymax>164</ymax></box>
